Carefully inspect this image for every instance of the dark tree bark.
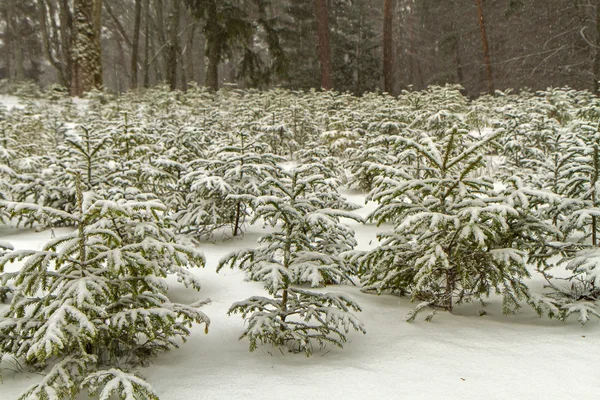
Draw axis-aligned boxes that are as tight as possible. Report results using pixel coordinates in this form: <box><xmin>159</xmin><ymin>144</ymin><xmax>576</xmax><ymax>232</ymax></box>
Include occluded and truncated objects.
<box><xmin>71</xmin><ymin>0</ymin><xmax>103</xmax><ymax>96</ymax></box>
<box><xmin>166</xmin><ymin>0</ymin><xmax>181</xmax><ymax>91</ymax></box>
<box><xmin>155</xmin><ymin>0</ymin><xmax>167</xmax><ymax>83</ymax></box>
<box><xmin>104</xmin><ymin>1</ymin><xmax>131</xmax><ymax>48</ymax></box>
<box><xmin>383</xmin><ymin>0</ymin><xmax>394</xmax><ymax>94</ymax></box>
<box><xmin>39</xmin><ymin>0</ymin><xmax>67</xmax><ymax>85</ymax></box>
<box><xmin>204</xmin><ymin>2</ymin><xmax>220</xmax><ymax>91</ymax></box>
<box><xmin>475</xmin><ymin>0</ymin><xmax>494</xmax><ymax>95</ymax></box>
<box><xmin>315</xmin><ymin>0</ymin><xmax>332</xmax><ymax>90</ymax></box>
<box><xmin>130</xmin><ymin>0</ymin><xmax>142</xmax><ymax>89</ymax></box>
<box><xmin>184</xmin><ymin>22</ymin><xmax>197</xmax><ymax>85</ymax></box>
<box><xmin>4</xmin><ymin>7</ymin><xmax>13</xmax><ymax>80</ymax></box>
<box><xmin>594</xmin><ymin>0</ymin><xmax>600</xmax><ymax>93</ymax></box>
<box><xmin>451</xmin><ymin>21</ymin><xmax>464</xmax><ymax>88</ymax></box>
<box><xmin>59</xmin><ymin>0</ymin><xmax>73</xmax><ymax>88</ymax></box>
<box><xmin>143</xmin><ymin>0</ymin><xmax>150</xmax><ymax>87</ymax></box>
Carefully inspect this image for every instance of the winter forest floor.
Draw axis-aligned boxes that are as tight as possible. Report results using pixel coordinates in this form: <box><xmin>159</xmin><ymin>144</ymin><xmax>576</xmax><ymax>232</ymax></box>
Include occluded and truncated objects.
<box><xmin>1</xmin><ymin>91</ymin><xmax>600</xmax><ymax>400</ymax></box>
<box><xmin>1</xmin><ymin>188</ymin><xmax>598</xmax><ymax>400</ymax></box>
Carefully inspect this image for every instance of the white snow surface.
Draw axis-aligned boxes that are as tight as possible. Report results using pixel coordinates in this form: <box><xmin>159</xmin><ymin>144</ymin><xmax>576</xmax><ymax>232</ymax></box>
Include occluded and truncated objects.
<box><xmin>0</xmin><ymin>96</ymin><xmax>23</xmax><ymax>110</ymax></box>
<box><xmin>0</xmin><ymin>95</ymin><xmax>89</xmax><ymax>111</ymax></box>
<box><xmin>1</xmin><ymin>193</ymin><xmax>599</xmax><ymax>400</ymax></box>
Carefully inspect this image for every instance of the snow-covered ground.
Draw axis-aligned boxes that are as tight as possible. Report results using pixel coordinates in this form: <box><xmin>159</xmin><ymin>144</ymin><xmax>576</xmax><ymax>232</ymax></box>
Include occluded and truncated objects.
<box><xmin>1</xmin><ymin>193</ymin><xmax>598</xmax><ymax>400</ymax></box>
<box><xmin>0</xmin><ymin>95</ymin><xmax>23</xmax><ymax>110</ymax></box>
<box><xmin>0</xmin><ymin>95</ymin><xmax>89</xmax><ymax>111</ymax></box>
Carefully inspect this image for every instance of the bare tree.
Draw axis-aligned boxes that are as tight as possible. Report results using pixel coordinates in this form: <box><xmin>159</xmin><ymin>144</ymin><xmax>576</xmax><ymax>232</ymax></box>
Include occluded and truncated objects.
<box><xmin>166</xmin><ymin>0</ymin><xmax>180</xmax><ymax>91</ymax></box>
<box><xmin>383</xmin><ymin>0</ymin><xmax>394</xmax><ymax>93</ymax></box>
<box><xmin>143</xmin><ymin>0</ymin><xmax>150</xmax><ymax>87</ymax></box>
<box><xmin>71</xmin><ymin>0</ymin><xmax>103</xmax><ymax>96</ymax></box>
<box><xmin>130</xmin><ymin>0</ymin><xmax>142</xmax><ymax>89</ymax></box>
<box><xmin>593</xmin><ymin>0</ymin><xmax>600</xmax><ymax>93</ymax></box>
<box><xmin>315</xmin><ymin>0</ymin><xmax>332</xmax><ymax>90</ymax></box>
<box><xmin>475</xmin><ymin>0</ymin><xmax>494</xmax><ymax>95</ymax></box>
<box><xmin>35</xmin><ymin>0</ymin><xmax>71</xmax><ymax>87</ymax></box>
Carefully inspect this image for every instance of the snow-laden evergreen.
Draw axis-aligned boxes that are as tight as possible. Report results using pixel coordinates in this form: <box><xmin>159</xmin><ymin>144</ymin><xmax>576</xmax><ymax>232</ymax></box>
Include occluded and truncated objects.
<box><xmin>218</xmin><ymin>163</ymin><xmax>365</xmax><ymax>355</ymax></box>
<box><xmin>5</xmin><ymin>83</ymin><xmax>600</xmax><ymax>398</ymax></box>
<box><xmin>0</xmin><ymin>175</ymin><xmax>209</xmax><ymax>399</ymax></box>
<box><xmin>178</xmin><ymin>130</ymin><xmax>283</xmax><ymax>238</ymax></box>
<box><xmin>352</xmin><ymin>127</ymin><xmax>558</xmax><ymax>320</ymax></box>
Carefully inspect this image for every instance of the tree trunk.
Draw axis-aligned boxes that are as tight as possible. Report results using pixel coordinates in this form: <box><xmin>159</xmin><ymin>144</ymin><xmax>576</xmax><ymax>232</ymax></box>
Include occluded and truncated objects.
<box><xmin>143</xmin><ymin>0</ymin><xmax>150</xmax><ymax>87</ymax></box>
<box><xmin>383</xmin><ymin>0</ymin><xmax>394</xmax><ymax>94</ymax></box>
<box><xmin>475</xmin><ymin>0</ymin><xmax>494</xmax><ymax>95</ymax></box>
<box><xmin>14</xmin><ymin>24</ymin><xmax>25</xmax><ymax>81</ymax></box>
<box><xmin>406</xmin><ymin>2</ymin><xmax>416</xmax><ymax>89</ymax></box>
<box><xmin>315</xmin><ymin>0</ymin><xmax>333</xmax><ymax>90</ymax></box>
<box><xmin>38</xmin><ymin>0</ymin><xmax>67</xmax><ymax>85</ymax></box>
<box><xmin>204</xmin><ymin>3</ymin><xmax>220</xmax><ymax>91</ymax></box>
<box><xmin>59</xmin><ymin>0</ymin><xmax>74</xmax><ymax>90</ymax></box>
<box><xmin>445</xmin><ymin>269</ymin><xmax>455</xmax><ymax>312</ymax></box>
<box><xmin>451</xmin><ymin>20</ymin><xmax>464</xmax><ymax>89</ymax></box>
<box><xmin>71</xmin><ymin>0</ymin><xmax>103</xmax><ymax>96</ymax></box>
<box><xmin>166</xmin><ymin>0</ymin><xmax>181</xmax><ymax>91</ymax></box>
<box><xmin>130</xmin><ymin>0</ymin><xmax>142</xmax><ymax>89</ymax></box>
<box><xmin>155</xmin><ymin>0</ymin><xmax>167</xmax><ymax>83</ymax></box>
<box><xmin>4</xmin><ymin>7</ymin><xmax>13</xmax><ymax>80</ymax></box>
<box><xmin>593</xmin><ymin>145</ymin><xmax>599</xmax><ymax>246</ymax></box>
<box><xmin>185</xmin><ymin>22</ymin><xmax>197</xmax><ymax>85</ymax></box>
<box><xmin>594</xmin><ymin>0</ymin><xmax>600</xmax><ymax>93</ymax></box>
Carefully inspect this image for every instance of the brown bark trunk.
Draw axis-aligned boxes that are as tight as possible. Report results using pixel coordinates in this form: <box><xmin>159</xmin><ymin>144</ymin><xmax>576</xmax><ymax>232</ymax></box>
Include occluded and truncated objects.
<box><xmin>383</xmin><ymin>0</ymin><xmax>394</xmax><ymax>94</ymax></box>
<box><xmin>475</xmin><ymin>0</ymin><xmax>494</xmax><ymax>95</ymax></box>
<box><xmin>71</xmin><ymin>0</ymin><xmax>103</xmax><ymax>96</ymax></box>
<box><xmin>445</xmin><ymin>269</ymin><xmax>455</xmax><ymax>312</ymax></box>
<box><xmin>131</xmin><ymin>0</ymin><xmax>142</xmax><ymax>89</ymax></box>
<box><xmin>315</xmin><ymin>0</ymin><xmax>333</xmax><ymax>90</ymax></box>
<box><xmin>166</xmin><ymin>0</ymin><xmax>180</xmax><ymax>91</ymax></box>
<box><xmin>155</xmin><ymin>0</ymin><xmax>167</xmax><ymax>83</ymax></box>
<box><xmin>280</xmin><ymin>288</ymin><xmax>288</xmax><ymax>322</ymax></box>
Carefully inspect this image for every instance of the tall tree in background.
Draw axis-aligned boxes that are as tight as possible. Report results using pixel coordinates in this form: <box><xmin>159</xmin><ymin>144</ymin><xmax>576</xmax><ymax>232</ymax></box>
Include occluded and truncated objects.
<box><xmin>6</xmin><ymin>0</ymin><xmax>600</xmax><ymax>96</ymax></box>
<box><xmin>279</xmin><ymin>0</ymin><xmax>320</xmax><ymax>90</ymax></box>
<box><xmin>329</xmin><ymin>0</ymin><xmax>381</xmax><ymax>94</ymax></box>
<box><xmin>166</xmin><ymin>0</ymin><xmax>181</xmax><ymax>90</ymax></box>
<box><xmin>475</xmin><ymin>0</ymin><xmax>494</xmax><ymax>95</ymax></box>
<box><xmin>0</xmin><ymin>1</ymin><xmax>42</xmax><ymax>83</ymax></box>
<box><xmin>71</xmin><ymin>0</ymin><xmax>103</xmax><ymax>96</ymax></box>
<box><xmin>383</xmin><ymin>0</ymin><xmax>394</xmax><ymax>93</ymax></box>
<box><xmin>593</xmin><ymin>0</ymin><xmax>600</xmax><ymax>93</ymax></box>
<box><xmin>315</xmin><ymin>0</ymin><xmax>332</xmax><ymax>90</ymax></box>
<box><xmin>142</xmin><ymin>0</ymin><xmax>151</xmax><ymax>87</ymax></box>
<box><xmin>130</xmin><ymin>0</ymin><xmax>142</xmax><ymax>88</ymax></box>
<box><xmin>184</xmin><ymin>0</ymin><xmax>284</xmax><ymax>91</ymax></box>
<box><xmin>183</xmin><ymin>0</ymin><xmax>250</xmax><ymax>90</ymax></box>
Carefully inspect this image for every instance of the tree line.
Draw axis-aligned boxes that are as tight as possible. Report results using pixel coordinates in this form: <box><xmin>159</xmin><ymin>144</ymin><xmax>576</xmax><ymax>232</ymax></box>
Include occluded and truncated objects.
<box><xmin>2</xmin><ymin>0</ymin><xmax>600</xmax><ymax>97</ymax></box>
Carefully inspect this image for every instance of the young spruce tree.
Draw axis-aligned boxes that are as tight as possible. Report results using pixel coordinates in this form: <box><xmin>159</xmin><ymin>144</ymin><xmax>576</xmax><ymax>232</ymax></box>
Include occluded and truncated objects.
<box><xmin>218</xmin><ymin>164</ymin><xmax>365</xmax><ymax>355</ymax></box>
<box><xmin>354</xmin><ymin>128</ymin><xmax>555</xmax><ymax>320</ymax></box>
<box><xmin>0</xmin><ymin>175</ymin><xmax>209</xmax><ymax>399</ymax></box>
